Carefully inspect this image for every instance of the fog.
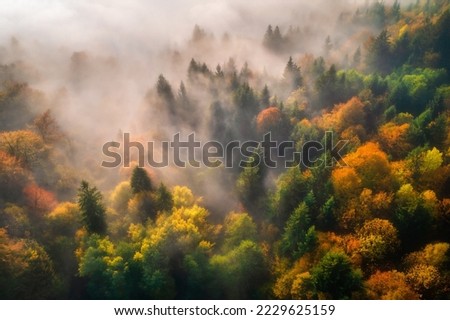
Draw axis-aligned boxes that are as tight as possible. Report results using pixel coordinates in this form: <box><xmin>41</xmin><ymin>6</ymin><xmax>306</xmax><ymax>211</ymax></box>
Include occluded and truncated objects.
<box><xmin>0</xmin><ymin>0</ymin><xmax>407</xmax><ymax>214</ymax></box>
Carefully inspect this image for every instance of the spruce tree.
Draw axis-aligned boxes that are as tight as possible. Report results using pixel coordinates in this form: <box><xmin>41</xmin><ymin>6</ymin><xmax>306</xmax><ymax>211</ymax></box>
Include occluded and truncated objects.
<box><xmin>78</xmin><ymin>181</ymin><xmax>107</xmax><ymax>235</ymax></box>
<box><xmin>130</xmin><ymin>166</ymin><xmax>153</xmax><ymax>194</ymax></box>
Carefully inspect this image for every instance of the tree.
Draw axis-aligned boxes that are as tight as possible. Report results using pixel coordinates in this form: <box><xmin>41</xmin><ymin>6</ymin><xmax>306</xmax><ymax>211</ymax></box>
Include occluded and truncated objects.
<box><xmin>366</xmin><ymin>270</ymin><xmax>418</xmax><ymax>299</ymax></box>
<box><xmin>236</xmin><ymin>157</ymin><xmax>266</xmax><ymax>216</ymax></box>
<box><xmin>394</xmin><ymin>184</ymin><xmax>432</xmax><ymax>250</ymax></box>
<box><xmin>378</xmin><ymin>122</ymin><xmax>412</xmax><ymax>159</ymax></box>
<box><xmin>109</xmin><ymin>181</ymin><xmax>133</xmax><ymax>214</ymax></box>
<box><xmin>273</xmin><ymin>167</ymin><xmax>311</xmax><ymax>224</ymax></box>
<box><xmin>23</xmin><ymin>183</ymin><xmax>57</xmax><ymax>215</ymax></box>
<box><xmin>77</xmin><ymin>181</ymin><xmax>107</xmax><ymax>235</ymax></box>
<box><xmin>434</xmin><ymin>11</ymin><xmax>450</xmax><ymax>71</ymax></box>
<box><xmin>315</xmin><ymin>64</ymin><xmax>339</xmax><ymax>107</ymax></box>
<box><xmin>256</xmin><ymin>106</ymin><xmax>289</xmax><ymax>141</ymax></box>
<box><xmin>177</xmin><ymin>81</ymin><xmax>197</xmax><ymax>128</ymax></box>
<box><xmin>391</xmin><ymin>1</ymin><xmax>401</xmax><ymax>22</ymax></box>
<box><xmin>0</xmin><ymin>150</ymin><xmax>29</xmax><ymax>201</ymax></box>
<box><xmin>366</xmin><ymin>30</ymin><xmax>392</xmax><ymax>74</ymax></box>
<box><xmin>263</xmin><ymin>25</ymin><xmax>284</xmax><ymax>52</ymax></box>
<box><xmin>156</xmin><ymin>74</ymin><xmax>176</xmax><ymax>115</ymax></box>
<box><xmin>154</xmin><ymin>183</ymin><xmax>173</xmax><ymax>213</ymax></box>
<box><xmin>0</xmin><ymin>229</ymin><xmax>57</xmax><ymax>299</ymax></box>
<box><xmin>283</xmin><ymin>57</ymin><xmax>302</xmax><ymax>91</ymax></box>
<box><xmin>32</xmin><ymin>109</ymin><xmax>63</xmax><ymax>144</ymax></box>
<box><xmin>263</xmin><ymin>25</ymin><xmax>274</xmax><ymax>48</ymax></box>
<box><xmin>357</xmin><ymin>219</ymin><xmax>400</xmax><ymax>264</ymax></box>
<box><xmin>0</xmin><ymin>82</ymin><xmax>36</xmax><ymax>131</ymax></box>
<box><xmin>332</xmin><ymin>167</ymin><xmax>362</xmax><ymax>202</ymax></box>
<box><xmin>127</xmin><ymin>191</ymin><xmax>156</xmax><ymax>223</ymax></box>
<box><xmin>78</xmin><ymin>234</ymin><xmax>128</xmax><ymax>299</ymax></box>
<box><xmin>130</xmin><ymin>166</ymin><xmax>153</xmax><ymax>194</ymax></box>
<box><xmin>210</xmin><ymin>240</ymin><xmax>268</xmax><ymax>299</ymax></box>
<box><xmin>370</xmin><ymin>1</ymin><xmax>386</xmax><ymax>28</ymax></box>
<box><xmin>339</xmin><ymin>142</ymin><xmax>393</xmax><ymax>193</ymax></box>
<box><xmin>311</xmin><ymin>251</ymin><xmax>362</xmax><ymax>299</ymax></box>
<box><xmin>353</xmin><ymin>47</ymin><xmax>361</xmax><ymax>68</ymax></box>
<box><xmin>233</xmin><ymin>82</ymin><xmax>259</xmax><ymax>139</ymax></box>
<box><xmin>0</xmin><ymin>130</ymin><xmax>46</xmax><ymax>169</ymax></box>
<box><xmin>406</xmin><ymin>264</ymin><xmax>443</xmax><ymax>298</ymax></box>
<box><xmin>419</xmin><ymin>147</ymin><xmax>443</xmax><ymax>174</ymax></box>
<box><xmin>223</xmin><ymin>212</ymin><xmax>257</xmax><ymax>250</ymax></box>
<box><xmin>191</xmin><ymin>25</ymin><xmax>207</xmax><ymax>43</ymax></box>
<box><xmin>260</xmin><ymin>85</ymin><xmax>270</xmax><ymax>107</ymax></box>
<box><xmin>172</xmin><ymin>186</ymin><xmax>197</xmax><ymax>208</ymax></box>
<box><xmin>280</xmin><ymin>202</ymin><xmax>317</xmax><ymax>259</ymax></box>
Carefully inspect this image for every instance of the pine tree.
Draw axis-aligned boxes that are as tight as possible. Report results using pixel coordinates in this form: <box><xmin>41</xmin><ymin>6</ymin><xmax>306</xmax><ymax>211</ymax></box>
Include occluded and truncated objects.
<box><xmin>260</xmin><ymin>85</ymin><xmax>270</xmax><ymax>107</ymax></box>
<box><xmin>177</xmin><ymin>82</ymin><xmax>190</xmax><ymax>111</ymax></box>
<box><xmin>78</xmin><ymin>181</ymin><xmax>107</xmax><ymax>235</ymax></box>
<box><xmin>366</xmin><ymin>30</ymin><xmax>392</xmax><ymax>74</ymax></box>
<box><xmin>130</xmin><ymin>166</ymin><xmax>153</xmax><ymax>194</ymax></box>
<box><xmin>392</xmin><ymin>0</ymin><xmax>400</xmax><ymax>22</ymax></box>
<box><xmin>263</xmin><ymin>25</ymin><xmax>274</xmax><ymax>48</ymax></box>
<box><xmin>156</xmin><ymin>74</ymin><xmax>175</xmax><ymax>115</ymax></box>
<box><xmin>283</xmin><ymin>56</ymin><xmax>302</xmax><ymax>91</ymax></box>
<box><xmin>281</xmin><ymin>202</ymin><xmax>317</xmax><ymax>259</ymax></box>
<box><xmin>155</xmin><ymin>183</ymin><xmax>173</xmax><ymax>213</ymax></box>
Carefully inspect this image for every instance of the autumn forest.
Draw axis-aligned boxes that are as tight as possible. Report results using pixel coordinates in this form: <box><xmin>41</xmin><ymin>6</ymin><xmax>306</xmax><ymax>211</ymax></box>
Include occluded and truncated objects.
<box><xmin>1</xmin><ymin>0</ymin><xmax>450</xmax><ymax>299</ymax></box>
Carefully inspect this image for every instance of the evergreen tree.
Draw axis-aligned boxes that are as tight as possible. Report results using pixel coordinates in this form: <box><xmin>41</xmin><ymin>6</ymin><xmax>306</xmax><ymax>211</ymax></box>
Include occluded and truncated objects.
<box><xmin>260</xmin><ymin>84</ymin><xmax>271</xmax><ymax>107</ymax></box>
<box><xmin>283</xmin><ymin>56</ymin><xmax>303</xmax><ymax>91</ymax></box>
<box><xmin>130</xmin><ymin>166</ymin><xmax>153</xmax><ymax>194</ymax></box>
<box><xmin>392</xmin><ymin>0</ymin><xmax>400</xmax><ymax>22</ymax></box>
<box><xmin>155</xmin><ymin>183</ymin><xmax>173</xmax><ymax>213</ymax></box>
<box><xmin>156</xmin><ymin>74</ymin><xmax>175</xmax><ymax>115</ymax></box>
<box><xmin>263</xmin><ymin>25</ymin><xmax>284</xmax><ymax>52</ymax></box>
<box><xmin>263</xmin><ymin>25</ymin><xmax>274</xmax><ymax>48</ymax></box>
<box><xmin>366</xmin><ymin>30</ymin><xmax>392</xmax><ymax>74</ymax></box>
<box><xmin>311</xmin><ymin>251</ymin><xmax>363</xmax><ymax>299</ymax></box>
<box><xmin>281</xmin><ymin>202</ymin><xmax>317</xmax><ymax>259</ymax></box>
<box><xmin>78</xmin><ymin>181</ymin><xmax>107</xmax><ymax>235</ymax></box>
<box><xmin>315</xmin><ymin>64</ymin><xmax>338</xmax><ymax>107</ymax></box>
<box><xmin>236</xmin><ymin>156</ymin><xmax>266</xmax><ymax>216</ymax></box>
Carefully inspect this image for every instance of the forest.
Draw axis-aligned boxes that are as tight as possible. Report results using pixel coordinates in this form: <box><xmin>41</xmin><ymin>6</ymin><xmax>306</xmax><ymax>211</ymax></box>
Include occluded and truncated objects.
<box><xmin>0</xmin><ymin>0</ymin><xmax>450</xmax><ymax>299</ymax></box>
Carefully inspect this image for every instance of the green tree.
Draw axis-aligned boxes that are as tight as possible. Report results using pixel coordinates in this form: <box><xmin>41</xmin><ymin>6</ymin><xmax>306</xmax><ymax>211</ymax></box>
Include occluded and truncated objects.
<box><xmin>130</xmin><ymin>166</ymin><xmax>153</xmax><ymax>194</ymax></box>
<box><xmin>311</xmin><ymin>251</ymin><xmax>363</xmax><ymax>299</ymax></box>
<box><xmin>223</xmin><ymin>212</ymin><xmax>257</xmax><ymax>250</ymax></box>
<box><xmin>315</xmin><ymin>64</ymin><xmax>339</xmax><ymax>107</ymax></box>
<box><xmin>154</xmin><ymin>183</ymin><xmax>173</xmax><ymax>213</ymax></box>
<box><xmin>210</xmin><ymin>240</ymin><xmax>268</xmax><ymax>299</ymax></box>
<box><xmin>391</xmin><ymin>1</ymin><xmax>401</xmax><ymax>22</ymax></box>
<box><xmin>283</xmin><ymin>56</ymin><xmax>303</xmax><ymax>92</ymax></box>
<box><xmin>366</xmin><ymin>30</ymin><xmax>392</xmax><ymax>75</ymax></box>
<box><xmin>281</xmin><ymin>202</ymin><xmax>317</xmax><ymax>259</ymax></box>
<box><xmin>273</xmin><ymin>167</ymin><xmax>311</xmax><ymax>224</ymax></box>
<box><xmin>78</xmin><ymin>181</ymin><xmax>107</xmax><ymax>235</ymax></box>
<box><xmin>78</xmin><ymin>235</ymin><xmax>129</xmax><ymax>299</ymax></box>
<box><xmin>260</xmin><ymin>84</ymin><xmax>271</xmax><ymax>107</ymax></box>
<box><xmin>236</xmin><ymin>157</ymin><xmax>265</xmax><ymax>216</ymax></box>
<box><xmin>156</xmin><ymin>74</ymin><xmax>176</xmax><ymax>116</ymax></box>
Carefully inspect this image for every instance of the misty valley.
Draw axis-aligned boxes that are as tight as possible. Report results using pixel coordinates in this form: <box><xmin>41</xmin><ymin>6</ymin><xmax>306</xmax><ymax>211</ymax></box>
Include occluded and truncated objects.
<box><xmin>0</xmin><ymin>0</ymin><xmax>450</xmax><ymax>300</ymax></box>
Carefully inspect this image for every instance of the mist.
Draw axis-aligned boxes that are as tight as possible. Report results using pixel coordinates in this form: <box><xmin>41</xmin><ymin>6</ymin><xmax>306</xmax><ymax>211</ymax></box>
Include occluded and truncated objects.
<box><xmin>0</xmin><ymin>0</ymin><xmax>403</xmax><ymax>214</ymax></box>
